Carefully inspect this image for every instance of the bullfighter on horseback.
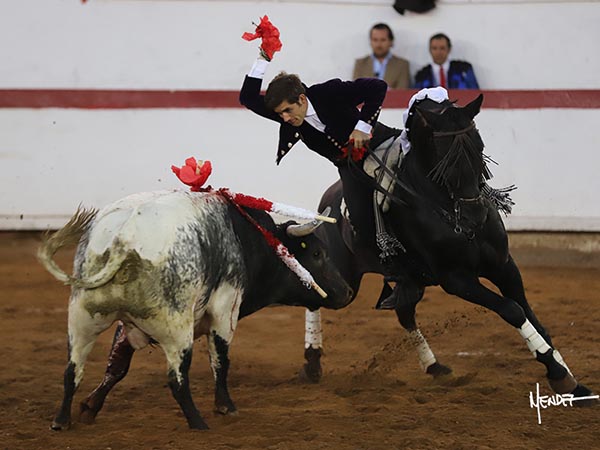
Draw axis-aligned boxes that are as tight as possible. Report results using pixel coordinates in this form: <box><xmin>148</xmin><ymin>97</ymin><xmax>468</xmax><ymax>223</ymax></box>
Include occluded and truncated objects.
<box><xmin>239</xmin><ymin>17</ymin><xmax>509</xmax><ymax>309</ymax></box>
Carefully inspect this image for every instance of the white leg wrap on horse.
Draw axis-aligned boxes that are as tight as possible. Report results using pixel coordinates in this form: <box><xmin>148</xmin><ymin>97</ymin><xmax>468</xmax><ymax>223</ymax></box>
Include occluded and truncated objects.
<box><xmin>518</xmin><ymin>319</ymin><xmax>551</xmax><ymax>355</ymax></box>
<box><xmin>552</xmin><ymin>349</ymin><xmax>573</xmax><ymax>375</ymax></box>
<box><xmin>305</xmin><ymin>309</ymin><xmax>323</xmax><ymax>349</ymax></box>
<box><xmin>409</xmin><ymin>329</ymin><xmax>436</xmax><ymax>371</ymax></box>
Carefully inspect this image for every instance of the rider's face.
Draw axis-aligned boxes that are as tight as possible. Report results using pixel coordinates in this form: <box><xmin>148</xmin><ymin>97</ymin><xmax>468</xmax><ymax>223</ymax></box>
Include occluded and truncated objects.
<box><xmin>429</xmin><ymin>38</ymin><xmax>451</xmax><ymax>65</ymax></box>
<box><xmin>274</xmin><ymin>94</ymin><xmax>308</xmax><ymax>127</ymax></box>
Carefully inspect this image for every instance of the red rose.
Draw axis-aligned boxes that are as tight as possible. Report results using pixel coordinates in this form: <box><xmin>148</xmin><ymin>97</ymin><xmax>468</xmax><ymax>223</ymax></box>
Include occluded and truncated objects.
<box><xmin>171</xmin><ymin>157</ymin><xmax>212</xmax><ymax>192</ymax></box>
<box><xmin>242</xmin><ymin>15</ymin><xmax>282</xmax><ymax>61</ymax></box>
<box><xmin>341</xmin><ymin>144</ymin><xmax>367</xmax><ymax>162</ymax></box>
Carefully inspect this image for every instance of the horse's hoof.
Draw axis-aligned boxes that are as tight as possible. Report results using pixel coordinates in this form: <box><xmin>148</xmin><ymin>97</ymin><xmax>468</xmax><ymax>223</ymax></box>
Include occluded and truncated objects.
<box><xmin>78</xmin><ymin>402</ymin><xmax>97</xmax><ymax>424</ymax></box>
<box><xmin>299</xmin><ymin>347</ymin><xmax>323</xmax><ymax>383</ymax></box>
<box><xmin>214</xmin><ymin>403</ymin><xmax>238</xmax><ymax>416</ymax></box>
<box><xmin>571</xmin><ymin>384</ymin><xmax>599</xmax><ymax>407</ymax></box>
<box><xmin>188</xmin><ymin>419</ymin><xmax>209</xmax><ymax>430</ymax></box>
<box><xmin>426</xmin><ymin>361</ymin><xmax>452</xmax><ymax>378</ymax></box>
<box><xmin>50</xmin><ymin>420</ymin><xmax>70</xmax><ymax>431</ymax></box>
<box><xmin>548</xmin><ymin>373</ymin><xmax>578</xmax><ymax>394</ymax></box>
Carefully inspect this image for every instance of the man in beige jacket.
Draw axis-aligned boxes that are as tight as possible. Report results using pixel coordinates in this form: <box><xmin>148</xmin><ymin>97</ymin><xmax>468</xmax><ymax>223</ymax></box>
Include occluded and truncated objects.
<box><xmin>353</xmin><ymin>23</ymin><xmax>410</xmax><ymax>89</ymax></box>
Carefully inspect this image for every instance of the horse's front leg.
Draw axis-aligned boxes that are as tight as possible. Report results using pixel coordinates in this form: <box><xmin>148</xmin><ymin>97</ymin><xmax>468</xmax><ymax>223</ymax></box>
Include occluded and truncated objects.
<box><xmin>441</xmin><ymin>271</ymin><xmax>596</xmax><ymax>402</ymax></box>
<box><xmin>391</xmin><ymin>280</ymin><xmax>451</xmax><ymax>377</ymax></box>
<box><xmin>483</xmin><ymin>257</ymin><xmax>597</xmax><ymax>404</ymax></box>
<box><xmin>299</xmin><ymin>309</ymin><xmax>323</xmax><ymax>383</ymax></box>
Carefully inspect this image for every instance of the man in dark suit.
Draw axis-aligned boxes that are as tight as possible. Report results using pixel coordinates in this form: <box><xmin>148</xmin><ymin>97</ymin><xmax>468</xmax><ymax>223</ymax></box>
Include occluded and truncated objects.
<box><xmin>414</xmin><ymin>33</ymin><xmax>479</xmax><ymax>89</ymax></box>
<box><xmin>353</xmin><ymin>23</ymin><xmax>410</xmax><ymax>89</ymax></box>
<box><xmin>240</xmin><ymin>52</ymin><xmax>406</xmax><ymax>307</ymax></box>
<box><xmin>240</xmin><ymin>53</ymin><xmax>401</xmax><ymax>245</ymax></box>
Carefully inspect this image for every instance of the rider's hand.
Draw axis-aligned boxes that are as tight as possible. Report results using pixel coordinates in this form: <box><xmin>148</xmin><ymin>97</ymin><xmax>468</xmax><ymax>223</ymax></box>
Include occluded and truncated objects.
<box><xmin>349</xmin><ymin>129</ymin><xmax>370</xmax><ymax>149</ymax></box>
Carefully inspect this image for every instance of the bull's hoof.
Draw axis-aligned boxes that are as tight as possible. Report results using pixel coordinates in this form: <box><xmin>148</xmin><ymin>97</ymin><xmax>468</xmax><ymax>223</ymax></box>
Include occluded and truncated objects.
<box><xmin>50</xmin><ymin>419</ymin><xmax>70</xmax><ymax>431</ymax></box>
<box><xmin>78</xmin><ymin>402</ymin><xmax>97</xmax><ymax>424</ymax></box>
<box><xmin>571</xmin><ymin>384</ymin><xmax>599</xmax><ymax>407</ymax></box>
<box><xmin>426</xmin><ymin>362</ymin><xmax>452</xmax><ymax>378</ymax></box>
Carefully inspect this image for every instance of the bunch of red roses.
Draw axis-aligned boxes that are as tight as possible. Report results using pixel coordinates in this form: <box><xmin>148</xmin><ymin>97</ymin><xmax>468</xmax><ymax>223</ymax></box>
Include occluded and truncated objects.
<box><xmin>242</xmin><ymin>15</ymin><xmax>282</xmax><ymax>61</ymax></box>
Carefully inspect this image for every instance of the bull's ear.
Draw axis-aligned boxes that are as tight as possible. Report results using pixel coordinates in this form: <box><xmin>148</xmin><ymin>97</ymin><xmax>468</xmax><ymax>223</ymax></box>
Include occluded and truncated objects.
<box><xmin>463</xmin><ymin>94</ymin><xmax>484</xmax><ymax>120</ymax></box>
<box><xmin>414</xmin><ymin>107</ymin><xmax>440</xmax><ymax>129</ymax></box>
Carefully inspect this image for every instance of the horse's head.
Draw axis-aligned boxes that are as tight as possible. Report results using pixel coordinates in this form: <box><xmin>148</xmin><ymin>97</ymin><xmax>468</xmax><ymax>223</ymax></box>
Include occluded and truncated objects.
<box><xmin>409</xmin><ymin>94</ymin><xmax>487</xmax><ymax>200</ymax></box>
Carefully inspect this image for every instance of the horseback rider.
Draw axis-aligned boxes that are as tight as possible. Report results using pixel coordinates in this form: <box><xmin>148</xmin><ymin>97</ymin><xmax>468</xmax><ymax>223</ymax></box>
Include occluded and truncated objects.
<box><xmin>239</xmin><ymin>20</ymin><xmax>513</xmax><ymax>309</ymax></box>
<box><xmin>240</xmin><ymin>40</ymin><xmax>410</xmax><ymax>307</ymax></box>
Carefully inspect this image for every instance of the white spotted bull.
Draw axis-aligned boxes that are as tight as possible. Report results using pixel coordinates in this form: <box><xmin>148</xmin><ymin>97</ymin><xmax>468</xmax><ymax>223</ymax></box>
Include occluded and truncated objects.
<box><xmin>38</xmin><ymin>190</ymin><xmax>353</xmax><ymax>430</ymax></box>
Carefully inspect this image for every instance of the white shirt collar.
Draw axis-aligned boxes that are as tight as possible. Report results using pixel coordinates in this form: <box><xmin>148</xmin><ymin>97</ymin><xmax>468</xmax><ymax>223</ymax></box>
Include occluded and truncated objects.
<box><xmin>432</xmin><ymin>59</ymin><xmax>450</xmax><ymax>73</ymax></box>
<box><xmin>306</xmin><ymin>97</ymin><xmax>317</xmax><ymax>117</ymax></box>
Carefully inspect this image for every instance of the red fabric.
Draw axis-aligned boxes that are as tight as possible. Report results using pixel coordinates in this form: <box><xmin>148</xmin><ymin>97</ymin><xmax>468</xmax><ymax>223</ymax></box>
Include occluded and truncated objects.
<box><xmin>341</xmin><ymin>143</ymin><xmax>367</xmax><ymax>162</ymax></box>
<box><xmin>241</xmin><ymin>16</ymin><xmax>282</xmax><ymax>61</ymax></box>
<box><xmin>439</xmin><ymin>66</ymin><xmax>447</xmax><ymax>88</ymax></box>
<box><xmin>229</xmin><ymin>192</ymin><xmax>273</xmax><ymax>211</ymax></box>
<box><xmin>171</xmin><ymin>157</ymin><xmax>212</xmax><ymax>192</ymax></box>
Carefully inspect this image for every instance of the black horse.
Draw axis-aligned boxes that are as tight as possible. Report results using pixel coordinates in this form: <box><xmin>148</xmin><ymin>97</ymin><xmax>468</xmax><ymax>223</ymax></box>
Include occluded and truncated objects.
<box><xmin>303</xmin><ymin>94</ymin><xmax>597</xmax><ymax>402</ymax></box>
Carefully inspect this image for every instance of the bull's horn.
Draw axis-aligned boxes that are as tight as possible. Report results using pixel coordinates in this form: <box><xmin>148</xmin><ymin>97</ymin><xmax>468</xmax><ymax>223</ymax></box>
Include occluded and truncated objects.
<box><xmin>286</xmin><ymin>206</ymin><xmax>332</xmax><ymax>237</ymax></box>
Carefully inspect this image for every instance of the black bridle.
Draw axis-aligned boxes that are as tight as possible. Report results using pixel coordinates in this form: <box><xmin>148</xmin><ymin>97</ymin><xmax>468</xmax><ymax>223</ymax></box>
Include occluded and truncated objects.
<box><xmin>348</xmin><ymin>118</ymin><xmax>487</xmax><ymax>239</ymax></box>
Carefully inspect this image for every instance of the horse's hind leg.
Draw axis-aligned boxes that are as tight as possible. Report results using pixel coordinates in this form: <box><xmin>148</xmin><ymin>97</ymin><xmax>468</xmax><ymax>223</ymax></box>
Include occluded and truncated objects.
<box><xmin>393</xmin><ymin>281</ymin><xmax>451</xmax><ymax>377</ymax></box>
<box><xmin>484</xmin><ymin>257</ymin><xmax>597</xmax><ymax>403</ymax></box>
<box><xmin>79</xmin><ymin>322</ymin><xmax>135</xmax><ymax>424</ymax></box>
<box><xmin>52</xmin><ymin>298</ymin><xmax>115</xmax><ymax>431</ymax></box>
<box><xmin>441</xmin><ymin>271</ymin><xmax>597</xmax><ymax>402</ymax></box>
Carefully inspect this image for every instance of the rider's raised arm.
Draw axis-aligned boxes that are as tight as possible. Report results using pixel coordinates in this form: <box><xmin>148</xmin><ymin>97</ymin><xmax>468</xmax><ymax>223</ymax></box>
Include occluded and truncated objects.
<box><xmin>239</xmin><ymin>58</ymin><xmax>282</xmax><ymax>123</ymax></box>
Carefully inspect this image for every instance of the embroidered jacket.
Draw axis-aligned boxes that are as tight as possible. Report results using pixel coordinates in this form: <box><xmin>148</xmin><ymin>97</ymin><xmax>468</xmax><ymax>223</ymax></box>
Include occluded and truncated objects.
<box><xmin>239</xmin><ymin>75</ymin><xmax>400</xmax><ymax>165</ymax></box>
<box><xmin>414</xmin><ymin>60</ymin><xmax>479</xmax><ymax>90</ymax></box>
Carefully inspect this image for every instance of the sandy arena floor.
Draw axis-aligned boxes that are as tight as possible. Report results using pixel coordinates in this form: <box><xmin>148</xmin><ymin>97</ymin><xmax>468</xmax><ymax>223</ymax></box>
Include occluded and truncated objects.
<box><xmin>0</xmin><ymin>232</ymin><xmax>598</xmax><ymax>450</ymax></box>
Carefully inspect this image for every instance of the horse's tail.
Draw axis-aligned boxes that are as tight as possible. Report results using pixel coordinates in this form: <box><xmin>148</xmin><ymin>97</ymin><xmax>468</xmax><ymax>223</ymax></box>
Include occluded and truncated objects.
<box><xmin>37</xmin><ymin>207</ymin><xmax>98</xmax><ymax>286</ymax></box>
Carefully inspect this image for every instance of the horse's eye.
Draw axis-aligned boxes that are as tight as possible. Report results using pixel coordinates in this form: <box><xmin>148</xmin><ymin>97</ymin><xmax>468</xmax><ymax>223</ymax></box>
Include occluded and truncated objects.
<box><xmin>313</xmin><ymin>250</ymin><xmax>321</xmax><ymax>258</ymax></box>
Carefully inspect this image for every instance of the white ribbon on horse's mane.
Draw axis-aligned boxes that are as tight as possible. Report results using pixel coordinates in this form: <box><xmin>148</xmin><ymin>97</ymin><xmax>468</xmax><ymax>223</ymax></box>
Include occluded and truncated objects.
<box><xmin>399</xmin><ymin>86</ymin><xmax>449</xmax><ymax>154</ymax></box>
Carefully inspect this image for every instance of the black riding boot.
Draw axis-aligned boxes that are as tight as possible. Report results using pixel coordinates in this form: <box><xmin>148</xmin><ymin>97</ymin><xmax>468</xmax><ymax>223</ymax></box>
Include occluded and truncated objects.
<box><xmin>376</xmin><ymin>267</ymin><xmax>424</xmax><ymax>310</ymax></box>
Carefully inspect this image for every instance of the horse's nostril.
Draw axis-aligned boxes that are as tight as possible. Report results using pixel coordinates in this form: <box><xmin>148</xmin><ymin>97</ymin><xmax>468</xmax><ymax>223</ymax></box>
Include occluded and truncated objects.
<box><xmin>347</xmin><ymin>287</ymin><xmax>354</xmax><ymax>298</ymax></box>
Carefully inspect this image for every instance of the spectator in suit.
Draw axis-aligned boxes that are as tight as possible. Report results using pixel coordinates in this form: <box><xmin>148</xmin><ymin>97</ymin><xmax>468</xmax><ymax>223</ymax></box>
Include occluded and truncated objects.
<box><xmin>414</xmin><ymin>33</ymin><xmax>479</xmax><ymax>89</ymax></box>
<box><xmin>353</xmin><ymin>23</ymin><xmax>410</xmax><ymax>89</ymax></box>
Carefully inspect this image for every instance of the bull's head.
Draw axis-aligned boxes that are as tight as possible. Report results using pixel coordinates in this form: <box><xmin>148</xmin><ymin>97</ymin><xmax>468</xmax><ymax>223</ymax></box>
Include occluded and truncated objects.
<box><xmin>276</xmin><ymin>207</ymin><xmax>354</xmax><ymax>311</ymax></box>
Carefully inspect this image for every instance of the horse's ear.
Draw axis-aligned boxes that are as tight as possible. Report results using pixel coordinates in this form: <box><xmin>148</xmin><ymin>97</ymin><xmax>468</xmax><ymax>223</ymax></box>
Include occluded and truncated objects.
<box><xmin>414</xmin><ymin>107</ymin><xmax>440</xmax><ymax>128</ymax></box>
<box><xmin>463</xmin><ymin>94</ymin><xmax>484</xmax><ymax>119</ymax></box>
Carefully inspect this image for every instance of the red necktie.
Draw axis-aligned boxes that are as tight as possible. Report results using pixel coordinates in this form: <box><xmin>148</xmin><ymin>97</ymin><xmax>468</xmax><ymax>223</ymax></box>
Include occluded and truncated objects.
<box><xmin>439</xmin><ymin>66</ymin><xmax>447</xmax><ymax>88</ymax></box>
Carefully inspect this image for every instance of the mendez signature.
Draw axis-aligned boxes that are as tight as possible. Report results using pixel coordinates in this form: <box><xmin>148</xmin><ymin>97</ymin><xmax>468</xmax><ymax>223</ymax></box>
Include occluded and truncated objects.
<box><xmin>529</xmin><ymin>382</ymin><xmax>599</xmax><ymax>424</ymax></box>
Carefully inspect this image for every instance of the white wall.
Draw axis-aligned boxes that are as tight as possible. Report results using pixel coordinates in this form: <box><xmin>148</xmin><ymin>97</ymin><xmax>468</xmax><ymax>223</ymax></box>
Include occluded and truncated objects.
<box><xmin>1</xmin><ymin>0</ymin><xmax>599</xmax><ymax>230</ymax></box>
<box><xmin>1</xmin><ymin>0</ymin><xmax>599</xmax><ymax>89</ymax></box>
<box><xmin>2</xmin><ymin>107</ymin><xmax>600</xmax><ymax>231</ymax></box>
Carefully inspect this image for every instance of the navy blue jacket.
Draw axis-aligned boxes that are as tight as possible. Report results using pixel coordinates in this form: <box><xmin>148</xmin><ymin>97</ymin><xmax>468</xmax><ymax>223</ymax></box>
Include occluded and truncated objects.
<box><xmin>239</xmin><ymin>75</ymin><xmax>400</xmax><ymax>165</ymax></box>
<box><xmin>414</xmin><ymin>60</ymin><xmax>479</xmax><ymax>90</ymax></box>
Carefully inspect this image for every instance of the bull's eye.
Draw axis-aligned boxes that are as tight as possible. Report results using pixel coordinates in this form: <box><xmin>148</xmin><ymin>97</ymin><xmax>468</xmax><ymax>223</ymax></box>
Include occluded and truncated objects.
<box><xmin>301</xmin><ymin>242</ymin><xmax>307</xmax><ymax>249</ymax></box>
<box><xmin>313</xmin><ymin>250</ymin><xmax>321</xmax><ymax>258</ymax></box>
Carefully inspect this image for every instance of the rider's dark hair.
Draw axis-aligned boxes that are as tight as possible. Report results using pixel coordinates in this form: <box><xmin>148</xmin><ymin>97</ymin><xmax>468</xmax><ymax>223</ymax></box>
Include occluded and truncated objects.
<box><xmin>265</xmin><ymin>72</ymin><xmax>306</xmax><ymax>111</ymax></box>
<box><xmin>370</xmin><ymin>23</ymin><xmax>394</xmax><ymax>41</ymax></box>
<box><xmin>430</xmin><ymin>33</ymin><xmax>452</xmax><ymax>49</ymax></box>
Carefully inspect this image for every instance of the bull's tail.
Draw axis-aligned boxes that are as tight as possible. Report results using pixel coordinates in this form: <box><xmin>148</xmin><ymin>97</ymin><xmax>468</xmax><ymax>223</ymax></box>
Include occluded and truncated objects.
<box><xmin>37</xmin><ymin>206</ymin><xmax>120</xmax><ymax>289</ymax></box>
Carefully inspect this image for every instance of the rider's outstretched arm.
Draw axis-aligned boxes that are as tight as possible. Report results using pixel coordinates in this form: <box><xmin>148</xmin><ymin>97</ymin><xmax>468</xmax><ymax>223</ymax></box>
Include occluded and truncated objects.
<box><xmin>239</xmin><ymin>56</ymin><xmax>282</xmax><ymax>123</ymax></box>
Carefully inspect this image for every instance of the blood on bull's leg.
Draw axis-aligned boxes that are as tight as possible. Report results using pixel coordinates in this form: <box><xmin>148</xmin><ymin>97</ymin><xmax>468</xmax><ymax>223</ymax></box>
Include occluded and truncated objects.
<box><xmin>79</xmin><ymin>322</ymin><xmax>135</xmax><ymax>424</ymax></box>
<box><xmin>299</xmin><ymin>309</ymin><xmax>323</xmax><ymax>383</ymax></box>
